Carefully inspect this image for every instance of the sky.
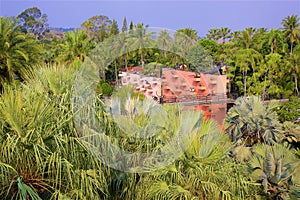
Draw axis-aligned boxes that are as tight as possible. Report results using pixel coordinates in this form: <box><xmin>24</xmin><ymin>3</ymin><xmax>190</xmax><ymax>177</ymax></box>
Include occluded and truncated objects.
<box><xmin>1</xmin><ymin>0</ymin><xmax>299</xmax><ymax>37</ymax></box>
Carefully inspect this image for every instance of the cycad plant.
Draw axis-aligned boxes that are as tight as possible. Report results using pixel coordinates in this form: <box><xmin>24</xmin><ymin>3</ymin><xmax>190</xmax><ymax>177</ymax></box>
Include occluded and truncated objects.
<box><xmin>225</xmin><ymin>96</ymin><xmax>283</xmax><ymax>146</ymax></box>
<box><xmin>249</xmin><ymin>143</ymin><xmax>300</xmax><ymax>199</ymax></box>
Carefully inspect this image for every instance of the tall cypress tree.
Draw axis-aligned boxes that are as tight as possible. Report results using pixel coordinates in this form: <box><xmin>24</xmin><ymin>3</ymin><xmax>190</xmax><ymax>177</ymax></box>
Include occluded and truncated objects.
<box><xmin>122</xmin><ymin>17</ymin><xmax>127</xmax><ymax>33</ymax></box>
<box><xmin>129</xmin><ymin>21</ymin><xmax>134</xmax><ymax>31</ymax></box>
<box><xmin>110</xmin><ymin>20</ymin><xmax>119</xmax><ymax>36</ymax></box>
<box><xmin>99</xmin><ymin>23</ymin><xmax>106</xmax><ymax>42</ymax></box>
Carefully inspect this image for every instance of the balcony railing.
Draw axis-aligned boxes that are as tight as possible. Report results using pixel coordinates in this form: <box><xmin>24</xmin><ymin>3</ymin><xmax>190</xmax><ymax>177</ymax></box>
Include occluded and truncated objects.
<box><xmin>162</xmin><ymin>93</ymin><xmax>229</xmax><ymax>105</ymax></box>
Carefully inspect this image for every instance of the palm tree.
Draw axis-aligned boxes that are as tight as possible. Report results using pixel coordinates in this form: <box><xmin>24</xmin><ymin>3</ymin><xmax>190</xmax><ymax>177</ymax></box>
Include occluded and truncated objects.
<box><xmin>256</xmin><ymin>27</ymin><xmax>267</xmax><ymax>34</ymax></box>
<box><xmin>171</xmin><ymin>30</ymin><xmax>197</xmax><ymax>63</ymax></box>
<box><xmin>117</xmin><ymin>32</ymin><xmax>130</xmax><ymax>71</ymax></box>
<box><xmin>281</xmin><ymin>14</ymin><xmax>300</xmax><ymax>54</ymax></box>
<box><xmin>225</xmin><ymin>96</ymin><xmax>283</xmax><ymax>146</ymax></box>
<box><xmin>219</xmin><ymin>27</ymin><xmax>232</xmax><ymax>44</ymax></box>
<box><xmin>177</xmin><ymin>28</ymin><xmax>198</xmax><ymax>40</ymax></box>
<box><xmin>267</xmin><ymin>28</ymin><xmax>286</xmax><ymax>54</ymax></box>
<box><xmin>157</xmin><ymin>29</ymin><xmax>172</xmax><ymax>58</ymax></box>
<box><xmin>96</xmin><ymin>92</ymin><xmax>259</xmax><ymax>199</ymax></box>
<box><xmin>57</xmin><ymin>29</ymin><xmax>93</xmax><ymax>65</ymax></box>
<box><xmin>238</xmin><ymin>27</ymin><xmax>256</xmax><ymax>49</ymax></box>
<box><xmin>286</xmin><ymin>45</ymin><xmax>300</xmax><ymax>95</ymax></box>
<box><xmin>129</xmin><ymin>120</ymin><xmax>260</xmax><ymax>199</ymax></box>
<box><xmin>260</xmin><ymin>53</ymin><xmax>284</xmax><ymax>99</ymax></box>
<box><xmin>107</xmin><ymin>36</ymin><xmax>122</xmax><ymax>83</ymax></box>
<box><xmin>234</xmin><ymin>48</ymin><xmax>262</xmax><ymax>96</ymax></box>
<box><xmin>206</xmin><ymin>28</ymin><xmax>221</xmax><ymax>41</ymax></box>
<box><xmin>128</xmin><ymin>24</ymin><xmax>154</xmax><ymax>67</ymax></box>
<box><xmin>0</xmin><ymin>17</ymin><xmax>41</xmax><ymax>85</ymax></box>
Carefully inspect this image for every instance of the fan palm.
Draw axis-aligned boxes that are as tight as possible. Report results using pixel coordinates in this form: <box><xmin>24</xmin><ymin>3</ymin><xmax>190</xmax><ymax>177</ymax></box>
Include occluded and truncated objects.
<box><xmin>95</xmin><ymin>89</ymin><xmax>259</xmax><ymax>198</ymax></box>
<box><xmin>72</xmin><ymin>74</ymin><xmax>260</xmax><ymax>199</ymax></box>
<box><xmin>0</xmin><ymin>66</ymin><xmax>108</xmax><ymax>199</ymax></box>
<box><xmin>129</xmin><ymin>120</ymin><xmax>260</xmax><ymax>200</ymax></box>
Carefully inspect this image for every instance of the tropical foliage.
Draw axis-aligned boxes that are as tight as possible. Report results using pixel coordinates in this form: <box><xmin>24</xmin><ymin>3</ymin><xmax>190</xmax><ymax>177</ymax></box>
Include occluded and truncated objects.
<box><xmin>225</xmin><ymin>96</ymin><xmax>283</xmax><ymax>146</ymax></box>
<box><xmin>0</xmin><ymin>7</ymin><xmax>300</xmax><ymax>200</ymax></box>
<box><xmin>0</xmin><ymin>66</ymin><xmax>108</xmax><ymax>199</ymax></box>
<box><xmin>249</xmin><ymin>144</ymin><xmax>300</xmax><ymax>199</ymax></box>
<box><xmin>0</xmin><ymin>17</ymin><xmax>41</xmax><ymax>86</ymax></box>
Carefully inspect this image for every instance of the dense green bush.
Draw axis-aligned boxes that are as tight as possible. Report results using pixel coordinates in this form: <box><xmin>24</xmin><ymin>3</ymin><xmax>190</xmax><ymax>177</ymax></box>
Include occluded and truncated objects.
<box><xmin>96</xmin><ymin>81</ymin><xmax>114</xmax><ymax>96</ymax></box>
<box><xmin>277</xmin><ymin>96</ymin><xmax>300</xmax><ymax>123</ymax></box>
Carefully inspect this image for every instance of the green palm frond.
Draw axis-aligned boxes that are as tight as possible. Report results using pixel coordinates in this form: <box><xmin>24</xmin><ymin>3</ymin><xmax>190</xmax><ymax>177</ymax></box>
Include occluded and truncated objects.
<box><xmin>0</xmin><ymin>66</ymin><xmax>109</xmax><ymax>199</ymax></box>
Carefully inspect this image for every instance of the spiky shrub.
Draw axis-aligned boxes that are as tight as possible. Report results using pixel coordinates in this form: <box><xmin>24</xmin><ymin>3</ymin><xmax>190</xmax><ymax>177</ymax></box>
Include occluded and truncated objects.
<box><xmin>0</xmin><ymin>66</ymin><xmax>108</xmax><ymax>199</ymax></box>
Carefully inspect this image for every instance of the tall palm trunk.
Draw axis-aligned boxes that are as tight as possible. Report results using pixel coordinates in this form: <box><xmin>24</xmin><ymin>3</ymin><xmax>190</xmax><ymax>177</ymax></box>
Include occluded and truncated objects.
<box><xmin>115</xmin><ymin>59</ymin><xmax>118</xmax><ymax>85</ymax></box>
<box><xmin>294</xmin><ymin>72</ymin><xmax>299</xmax><ymax>96</ymax></box>
<box><xmin>227</xmin><ymin>77</ymin><xmax>231</xmax><ymax>98</ymax></box>
<box><xmin>124</xmin><ymin>54</ymin><xmax>128</xmax><ymax>71</ymax></box>
<box><xmin>140</xmin><ymin>52</ymin><xmax>144</xmax><ymax>68</ymax></box>
<box><xmin>243</xmin><ymin>70</ymin><xmax>247</xmax><ymax>97</ymax></box>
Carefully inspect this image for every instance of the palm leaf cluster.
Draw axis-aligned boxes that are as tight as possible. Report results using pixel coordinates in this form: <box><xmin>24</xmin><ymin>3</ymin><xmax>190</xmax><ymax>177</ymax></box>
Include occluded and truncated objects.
<box><xmin>102</xmin><ymin>86</ymin><xmax>261</xmax><ymax>199</ymax></box>
<box><xmin>0</xmin><ymin>17</ymin><xmax>41</xmax><ymax>86</ymax></box>
<box><xmin>130</xmin><ymin>122</ymin><xmax>259</xmax><ymax>200</ymax></box>
<box><xmin>0</xmin><ymin>66</ymin><xmax>108</xmax><ymax>199</ymax></box>
<box><xmin>97</xmin><ymin>104</ymin><xmax>259</xmax><ymax>200</ymax></box>
<box><xmin>0</xmin><ymin>65</ymin><xmax>264</xmax><ymax>199</ymax></box>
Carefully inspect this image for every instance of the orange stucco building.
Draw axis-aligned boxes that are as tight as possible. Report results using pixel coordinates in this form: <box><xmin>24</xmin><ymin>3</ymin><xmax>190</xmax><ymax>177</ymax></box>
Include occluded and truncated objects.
<box><xmin>119</xmin><ymin>67</ymin><xmax>229</xmax><ymax>127</ymax></box>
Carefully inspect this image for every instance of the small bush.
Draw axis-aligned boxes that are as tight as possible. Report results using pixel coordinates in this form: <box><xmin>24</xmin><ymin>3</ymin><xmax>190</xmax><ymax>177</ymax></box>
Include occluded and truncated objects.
<box><xmin>96</xmin><ymin>81</ymin><xmax>114</xmax><ymax>96</ymax></box>
<box><xmin>277</xmin><ymin>96</ymin><xmax>300</xmax><ymax>122</ymax></box>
